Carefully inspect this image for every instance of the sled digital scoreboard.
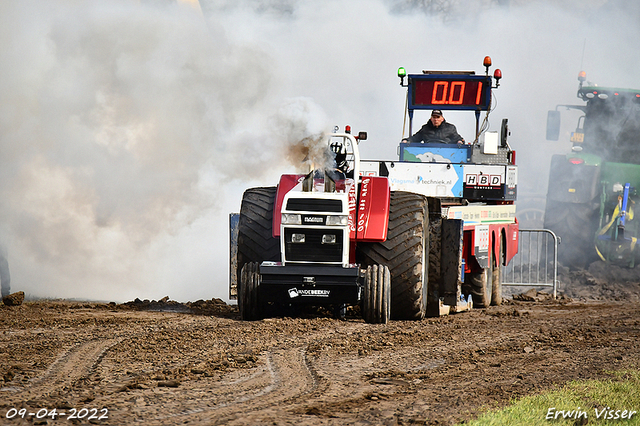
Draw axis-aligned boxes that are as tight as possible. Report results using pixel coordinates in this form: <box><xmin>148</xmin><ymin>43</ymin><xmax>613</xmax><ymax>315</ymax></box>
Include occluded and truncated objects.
<box><xmin>408</xmin><ymin>74</ymin><xmax>493</xmax><ymax>111</ymax></box>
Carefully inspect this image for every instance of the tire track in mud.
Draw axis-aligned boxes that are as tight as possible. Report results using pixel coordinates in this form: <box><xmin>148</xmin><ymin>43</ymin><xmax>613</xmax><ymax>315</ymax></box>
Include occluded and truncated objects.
<box><xmin>131</xmin><ymin>325</ymin><xmax>382</xmax><ymax>425</ymax></box>
<box><xmin>3</xmin><ymin>301</ymin><xmax>640</xmax><ymax>425</ymax></box>
<box><xmin>0</xmin><ymin>338</ymin><xmax>123</xmax><ymax>403</ymax></box>
<box><xmin>144</xmin><ymin>345</ymin><xmax>324</xmax><ymax>425</ymax></box>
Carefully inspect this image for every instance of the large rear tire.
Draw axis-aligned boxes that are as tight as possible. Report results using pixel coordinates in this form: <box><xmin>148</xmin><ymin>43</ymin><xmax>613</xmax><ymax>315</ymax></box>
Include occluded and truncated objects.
<box><xmin>357</xmin><ymin>191</ymin><xmax>428</xmax><ymax>320</ymax></box>
<box><xmin>544</xmin><ymin>155</ymin><xmax>601</xmax><ymax>269</ymax></box>
<box><xmin>363</xmin><ymin>264</ymin><xmax>391</xmax><ymax>324</ymax></box>
<box><xmin>237</xmin><ymin>187</ymin><xmax>281</xmax><ymax>290</ymax></box>
<box><xmin>239</xmin><ymin>262</ymin><xmax>262</xmax><ymax>321</ymax></box>
<box><xmin>544</xmin><ymin>199</ymin><xmax>599</xmax><ymax>269</ymax></box>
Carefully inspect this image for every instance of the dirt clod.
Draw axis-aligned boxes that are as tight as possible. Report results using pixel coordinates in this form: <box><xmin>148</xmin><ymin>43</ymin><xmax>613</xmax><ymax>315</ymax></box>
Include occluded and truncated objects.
<box><xmin>3</xmin><ymin>291</ymin><xmax>25</xmax><ymax>306</ymax></box>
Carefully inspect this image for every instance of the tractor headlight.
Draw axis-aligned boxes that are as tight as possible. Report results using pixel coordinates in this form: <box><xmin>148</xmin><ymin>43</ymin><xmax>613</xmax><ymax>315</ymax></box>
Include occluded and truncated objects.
<box><xmin>291</xmin><ymin>233</ymin><xmax>306</xmax><ymax>243</ymax></box>
<box><xmin>322</xmin><ymin>234</ymin><xmax>337</xmax><ymax>244</ymax></box>
<box><xmin>282</xmin><ymin>213</ymin><xmax>302</xmax><ymax>225</ymax></box>
<box><xmin>326</xmin><ymin>215</ymin><xmax>348</xmax><ymax>226</ymax></box>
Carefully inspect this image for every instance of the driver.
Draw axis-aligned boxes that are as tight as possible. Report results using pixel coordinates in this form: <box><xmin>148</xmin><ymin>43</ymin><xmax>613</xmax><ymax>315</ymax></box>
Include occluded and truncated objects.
<box><xmin>405</xmin><ymin>110</ymin><xmax>465</xmax><ymax>144</ymax></box>
<box><xmin>328</xmin><ymin>141</ymin><xmax>352</xmax><ymax>180</ymax></box>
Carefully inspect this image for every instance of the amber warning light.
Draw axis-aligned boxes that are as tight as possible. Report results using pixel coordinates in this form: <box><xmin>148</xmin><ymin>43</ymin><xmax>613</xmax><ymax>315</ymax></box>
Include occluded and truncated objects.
<box><xmin>483</xmin><ymin>56</ymin><xmax>492</xmax><ymax>75</ymax></box>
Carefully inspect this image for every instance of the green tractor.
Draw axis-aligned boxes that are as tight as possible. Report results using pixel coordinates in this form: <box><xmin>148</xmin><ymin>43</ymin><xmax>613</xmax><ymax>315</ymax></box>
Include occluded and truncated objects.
<box><xmin>544</xmin><ymin>72</ymin><xmax>640</xmax><ymax>268</ymax></box>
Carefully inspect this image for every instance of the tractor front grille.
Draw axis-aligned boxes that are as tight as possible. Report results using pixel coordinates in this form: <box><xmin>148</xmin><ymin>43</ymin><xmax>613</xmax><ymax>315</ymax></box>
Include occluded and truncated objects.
<box><xmin>284</xmin><ymin>228</ymin><xmax>344</xmax><ymax>263</ymax></box>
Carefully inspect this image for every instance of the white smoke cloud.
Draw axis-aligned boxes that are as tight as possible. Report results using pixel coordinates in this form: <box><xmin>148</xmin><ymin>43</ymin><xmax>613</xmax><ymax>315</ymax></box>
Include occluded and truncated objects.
<box><xmin>0</xmin><ymin>0</ymin><xmax>291</xmax><ymax>301</ymax></box>
<box><xmin>0</xmin><ymin>0</ymin><xmax>638</xmax><ymax>302</ymax></box>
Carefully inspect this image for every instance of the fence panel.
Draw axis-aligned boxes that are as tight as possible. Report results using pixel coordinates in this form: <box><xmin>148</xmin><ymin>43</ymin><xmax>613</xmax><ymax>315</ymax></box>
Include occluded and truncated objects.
<box><xmin>502</xmin><ymin>229</ymin><xmax>558</xmax><ymax>298</ymax></box>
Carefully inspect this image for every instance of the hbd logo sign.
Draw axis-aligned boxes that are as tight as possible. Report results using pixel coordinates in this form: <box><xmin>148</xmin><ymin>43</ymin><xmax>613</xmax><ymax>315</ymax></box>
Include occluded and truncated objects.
<box><xmin>466</xmin><ymin>174</ymin><xmax>501</xmax><ymax>187</ymax></box>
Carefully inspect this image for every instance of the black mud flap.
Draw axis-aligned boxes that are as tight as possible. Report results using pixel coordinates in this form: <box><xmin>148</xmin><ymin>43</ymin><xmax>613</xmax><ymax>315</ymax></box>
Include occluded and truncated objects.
<box><xmin>427</xmin><ymin>198</ymin><xmax>442</xmax><ymax>317</ymax></box>
<box><xmin>441</xmin><ymin>218</ymin><xmax>464</xmax><ymax>308</ymax></box>
<box><xmin>427</xmin><ymin>211</ymin><xmax>471</xmax><ymax>316</ymax></box>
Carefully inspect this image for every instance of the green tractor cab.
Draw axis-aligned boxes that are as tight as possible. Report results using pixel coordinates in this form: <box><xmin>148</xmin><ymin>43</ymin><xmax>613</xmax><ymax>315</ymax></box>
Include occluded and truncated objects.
<box><xmin>544</xmin><ymin>73</ymin><xmax>640</xmax><ymax>268</ymax></box>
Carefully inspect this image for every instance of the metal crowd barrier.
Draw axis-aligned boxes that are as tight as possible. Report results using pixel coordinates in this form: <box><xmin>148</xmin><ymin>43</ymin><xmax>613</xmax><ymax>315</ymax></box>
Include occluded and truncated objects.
<box><xmin>502</xmin><ymin>229</ymin><xmax>559</xmax><ymax>298</ymax></box>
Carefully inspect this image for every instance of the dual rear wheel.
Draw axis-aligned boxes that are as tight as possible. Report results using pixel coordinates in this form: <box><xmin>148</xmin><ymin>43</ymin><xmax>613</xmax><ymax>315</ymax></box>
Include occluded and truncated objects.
<box><xmin>464</xmin><ymin>238</ymin><xmax>503</xmax><ymax>308</ymax></box>
<box><xmin>357</xmin><ymin>191</ymin><xmax>429</xmax><ymax>320</ymax></box>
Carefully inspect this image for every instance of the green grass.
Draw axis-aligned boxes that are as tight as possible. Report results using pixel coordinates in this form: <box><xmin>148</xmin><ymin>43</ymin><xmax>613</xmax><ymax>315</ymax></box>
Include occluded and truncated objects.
<box><xmin>462</xmin><ymin>369</ymin><xmax>640</xmax><ymax>425</ymax></box>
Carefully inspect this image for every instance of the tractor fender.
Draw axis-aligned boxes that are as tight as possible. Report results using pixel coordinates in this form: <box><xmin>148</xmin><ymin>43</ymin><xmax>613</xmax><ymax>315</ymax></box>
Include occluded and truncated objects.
<box><xmin>355</xmin><ymin>177</ymin><xmax>390</xmax><ymax>242</ymax></box>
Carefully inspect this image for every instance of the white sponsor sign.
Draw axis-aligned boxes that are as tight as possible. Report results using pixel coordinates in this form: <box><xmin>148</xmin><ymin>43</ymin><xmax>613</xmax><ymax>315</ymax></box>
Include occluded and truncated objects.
<box><xmin>288</xmin><ymin>288</ymin><xmax>331</xmax><ymax>298</ymax></box>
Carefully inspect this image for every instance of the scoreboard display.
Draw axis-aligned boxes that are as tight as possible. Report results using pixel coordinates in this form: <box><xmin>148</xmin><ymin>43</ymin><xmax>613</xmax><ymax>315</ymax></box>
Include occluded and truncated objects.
<box><xmin>409</xmin><ymin>74</ymin><xmax>493</xmax><ymax>111</ymax></box>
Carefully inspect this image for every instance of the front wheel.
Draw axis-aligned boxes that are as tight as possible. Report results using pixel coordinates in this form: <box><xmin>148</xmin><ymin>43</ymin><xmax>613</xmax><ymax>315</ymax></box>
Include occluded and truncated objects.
<box><xmin>239</xmin><ymin>262</ymin><xmax>262</xmax><ymax>321</ymax></box>
<box><xmin>363</xmin><ymin>264</ymin><xmax>391</xmax><ymax>324</ymax></box>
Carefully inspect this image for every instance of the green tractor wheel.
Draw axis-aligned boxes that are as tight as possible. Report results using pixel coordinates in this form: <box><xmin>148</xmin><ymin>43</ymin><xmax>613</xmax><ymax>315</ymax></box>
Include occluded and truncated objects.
<box><xmin>544</xmin><ymin>199</ymin><xmax>600</xmax><ymax>269</ymax></box>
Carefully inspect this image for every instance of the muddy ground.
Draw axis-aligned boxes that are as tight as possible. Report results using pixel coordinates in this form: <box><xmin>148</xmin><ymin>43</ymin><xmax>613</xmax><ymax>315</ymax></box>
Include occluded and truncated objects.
<box><xmin>1</xmin><ymin>261</ymin><xmax>639</xmax><ymax>425</ymax></box>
